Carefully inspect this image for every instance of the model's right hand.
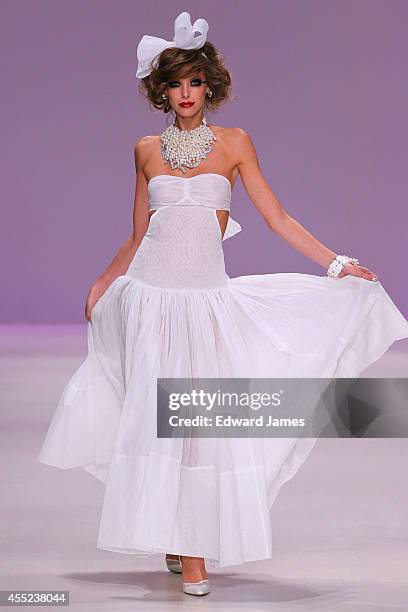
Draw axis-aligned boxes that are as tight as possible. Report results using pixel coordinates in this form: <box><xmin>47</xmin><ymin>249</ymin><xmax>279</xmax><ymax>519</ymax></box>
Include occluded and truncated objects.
<box><xmin>85</xmin><ymin>284</ymin><xmax>107</xmax><ymax>323</ymax></box>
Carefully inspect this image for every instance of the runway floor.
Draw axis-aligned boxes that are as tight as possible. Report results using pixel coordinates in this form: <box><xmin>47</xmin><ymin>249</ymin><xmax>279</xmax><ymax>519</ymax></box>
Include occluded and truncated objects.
<box><xmin>1</xmin><ymin>324</ymin><xmax>407</xmax><ymax>611</ymax></box>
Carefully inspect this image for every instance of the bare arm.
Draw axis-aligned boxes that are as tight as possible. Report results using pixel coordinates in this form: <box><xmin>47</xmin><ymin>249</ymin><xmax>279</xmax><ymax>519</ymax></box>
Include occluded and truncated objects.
<box><xmin>91</xmin><ymin>138</ymin><xmax>150</xmax><ymax>290</ymax></box>
<box><xmin>85</xmin><ymin>138</ymin><xmax>150</xmax><ymax>321</ymax></box>
<box><xmin>233</xmin><ymin>129</ymin><xmax>377</xmax><ymax>283</ymax></box>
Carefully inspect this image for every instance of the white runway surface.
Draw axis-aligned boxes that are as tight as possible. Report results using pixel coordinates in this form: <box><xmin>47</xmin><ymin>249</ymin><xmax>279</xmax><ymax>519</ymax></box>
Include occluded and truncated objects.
<box><xmin>1</xmin><ymin>324</ymin><xmax>408</xmax><ymax>611</ymax></box>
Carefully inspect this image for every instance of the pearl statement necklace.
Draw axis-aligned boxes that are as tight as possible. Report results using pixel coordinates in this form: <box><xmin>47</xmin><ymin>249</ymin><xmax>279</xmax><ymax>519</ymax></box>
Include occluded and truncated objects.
<box><xmin>160</xmin><ymin>116</ymin><xmax>217</xmax><ymax>174</ymax></box>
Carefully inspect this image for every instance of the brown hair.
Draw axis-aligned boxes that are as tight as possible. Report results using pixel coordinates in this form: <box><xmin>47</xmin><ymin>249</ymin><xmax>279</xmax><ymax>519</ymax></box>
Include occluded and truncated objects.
<box><xmin>138</xmin><ymin>41</ymin><xmax>234</xmax><ymax>114</ymax></box>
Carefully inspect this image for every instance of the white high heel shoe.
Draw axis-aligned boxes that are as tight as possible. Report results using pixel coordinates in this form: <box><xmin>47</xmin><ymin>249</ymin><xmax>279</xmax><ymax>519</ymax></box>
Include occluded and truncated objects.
<box><xmin>180</xmin><ymin>555</ymin><xmax>210</xmax><ymax>596</ymax></box>
<box><xmin>182</xmin><ymin>578</ymin><xmax>210</xmax><ymax>596</ymax></box>
<box><xmin>165</xmin><ymin>554</ymin><xmax>182</xmax><ymax>574</ymax></box>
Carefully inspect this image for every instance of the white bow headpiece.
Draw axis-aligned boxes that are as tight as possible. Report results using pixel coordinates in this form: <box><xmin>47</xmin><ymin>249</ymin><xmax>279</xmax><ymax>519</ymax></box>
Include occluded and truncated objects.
<box><xmin>136</xmin><ymin>11</ymin><xmax>209</xmax><ymax>79</ymax></box>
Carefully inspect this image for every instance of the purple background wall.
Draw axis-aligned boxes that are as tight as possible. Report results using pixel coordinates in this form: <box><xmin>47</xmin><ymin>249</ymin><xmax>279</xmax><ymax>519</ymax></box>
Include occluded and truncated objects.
<box><xmin>1</xmin><ymin>0</ymin><xmax>407</xmax><ymax>323</ymax></box>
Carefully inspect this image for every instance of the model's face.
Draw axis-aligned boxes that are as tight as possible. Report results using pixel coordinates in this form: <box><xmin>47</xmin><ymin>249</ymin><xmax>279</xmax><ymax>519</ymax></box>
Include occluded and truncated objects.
<box><xmin>164</xmin><ymin>69</ymin><xmax>208</xmax><ymax>116</ymax></box>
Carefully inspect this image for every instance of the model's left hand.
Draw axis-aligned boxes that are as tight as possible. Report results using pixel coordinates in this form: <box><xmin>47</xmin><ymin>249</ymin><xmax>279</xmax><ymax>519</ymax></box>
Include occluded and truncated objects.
<box><xmin>338</xmin><ymin>262</ymin><xmax>378</xmax><ymax>282</ymax></box>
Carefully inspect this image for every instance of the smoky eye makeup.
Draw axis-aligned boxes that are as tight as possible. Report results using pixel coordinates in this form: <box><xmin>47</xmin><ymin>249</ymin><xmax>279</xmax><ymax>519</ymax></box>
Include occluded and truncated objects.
<box><xmin>167</xmin><ymin>78</ymin><xmax>206</xmax><ymax>87</ymax></box>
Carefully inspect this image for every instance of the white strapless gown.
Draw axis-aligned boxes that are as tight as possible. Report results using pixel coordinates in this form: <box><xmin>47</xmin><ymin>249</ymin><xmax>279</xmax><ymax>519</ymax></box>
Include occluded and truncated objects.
<box><xmin>38</xmin><ymin>173</ymin><xmax>408</xmax><ymax>567</ymax></box>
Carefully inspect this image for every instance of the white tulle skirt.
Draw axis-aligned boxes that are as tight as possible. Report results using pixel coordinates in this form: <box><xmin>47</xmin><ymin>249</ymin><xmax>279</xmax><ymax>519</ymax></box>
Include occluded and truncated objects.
<box><xmin>38</xmin><ymin>206</ymin><xmax>408</xmax><ymax>567</ymax></box>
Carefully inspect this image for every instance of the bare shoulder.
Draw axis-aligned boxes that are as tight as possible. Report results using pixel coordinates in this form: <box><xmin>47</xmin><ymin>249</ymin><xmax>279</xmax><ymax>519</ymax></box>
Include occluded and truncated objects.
<box><xmin>229</xmin><ymin>127</ymin><xmax>255</xmax><ymax>151</ymax></box>
<box><xmin>208</xmin><ymin>125</ymin><xmax>250</xmax><ymax>161</ymax></box>
<box><xmin>216</xmin><ymin>127</ymin><xmax>256</xmax><ymax>162</ymax></box>
<box><xmin>233</xmin><ymin>128</ymin><xmax>259</xmax><ymax>169</ymax></box>
<box><xmin>134</xmin><ymin>135</ymin><xmax>159</xmax><ymax>173</ymax></box>
<box><xmin>134</xmin><ymin>135</ymin><xmax>158</xmax><ymax>155</ymax></box>
<box><xmin>210</xmin><ymin>125</ymin><xmax>244</xmax><ymax>142</ymax></box>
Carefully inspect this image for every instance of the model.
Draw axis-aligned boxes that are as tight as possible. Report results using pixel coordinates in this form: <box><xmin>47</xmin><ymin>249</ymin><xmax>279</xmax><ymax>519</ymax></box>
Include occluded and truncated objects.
<box><xmin>38</xmin><ymin>11</ymin><xmax>408</xmax><ymax>597</ymax></box>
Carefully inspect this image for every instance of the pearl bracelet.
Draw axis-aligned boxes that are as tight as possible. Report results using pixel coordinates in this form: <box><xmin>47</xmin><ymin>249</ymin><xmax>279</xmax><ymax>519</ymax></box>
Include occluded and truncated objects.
<box><xmin>327</xmin><ymin>254</ymin><xmax>359</xmax><ymax>279</ymax></box>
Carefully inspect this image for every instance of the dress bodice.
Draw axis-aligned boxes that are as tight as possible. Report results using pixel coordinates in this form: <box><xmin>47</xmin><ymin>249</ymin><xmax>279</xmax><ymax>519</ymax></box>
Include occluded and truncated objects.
<box><xmin>148</xmin><ymin>173</ymin><xmax>242</xmax><ymax>241</ymax></box>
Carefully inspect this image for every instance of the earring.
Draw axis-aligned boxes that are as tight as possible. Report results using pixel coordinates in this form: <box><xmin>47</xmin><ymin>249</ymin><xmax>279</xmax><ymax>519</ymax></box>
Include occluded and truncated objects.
<box><xmin>162</xmin><ymin>94</ymin><xmax>167</xmax><ymax>100</ymax></box>
<box><xmin>206</xmin><ymin>90</ymin><xmax>213</xmax><ymax>97</ymax></box>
